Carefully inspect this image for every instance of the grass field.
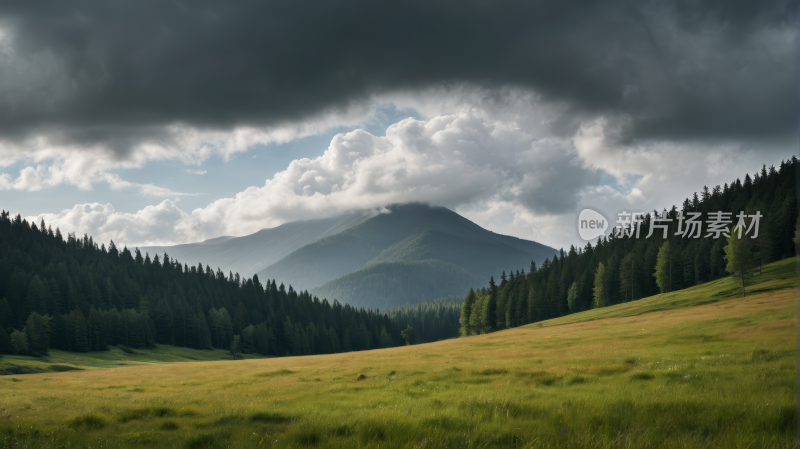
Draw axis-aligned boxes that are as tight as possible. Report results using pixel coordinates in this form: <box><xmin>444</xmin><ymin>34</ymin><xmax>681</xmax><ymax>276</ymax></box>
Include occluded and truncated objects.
<box><xmin>0</xmin><ymin>342</ymin><xmax>267</xmax><ymax>376</ymax></box>
<box><xmin>0</xmin><ymin>259</ymin><xmax>796</xmax><ymax>448</ymax></box>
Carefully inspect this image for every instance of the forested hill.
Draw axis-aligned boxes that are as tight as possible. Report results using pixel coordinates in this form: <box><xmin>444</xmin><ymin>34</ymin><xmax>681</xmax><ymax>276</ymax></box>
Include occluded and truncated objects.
<box><xmin>459</xmin><ymin>158</ymin><xmax>798</xmax><ymax>336</ymax></box>
<box><xmin>0</xmin><ymin>215</ymin><xmax>403</xmax><ymax>357</ymax></box>
<box><xmin>258</xmin><ymin>203</ymin><xmax>558</xmax><ymax>308</ymax></box>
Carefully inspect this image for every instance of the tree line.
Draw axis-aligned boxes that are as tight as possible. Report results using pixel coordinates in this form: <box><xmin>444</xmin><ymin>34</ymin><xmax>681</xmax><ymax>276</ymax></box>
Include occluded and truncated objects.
<box><xmin>387</xmin><ymin>296</ymin><xmax>462</xmax><ymax>344</ymax></box>
<box><xmin>460</xmin><ymin>158</ymin><xmax>798</xmax><ymax>336</ymax></box>
<box><xmin>0</xmin><ymin>213</ymin><xmax>409</xmax><ymax>357</ymax></box>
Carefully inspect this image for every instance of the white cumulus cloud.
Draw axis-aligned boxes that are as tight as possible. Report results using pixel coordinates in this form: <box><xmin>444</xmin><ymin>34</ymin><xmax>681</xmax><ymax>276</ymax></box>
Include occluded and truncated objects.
<box><xmin>23</xmin><ymin>88</ymin><xmax>793</xmax><ymax>251</ymax></box>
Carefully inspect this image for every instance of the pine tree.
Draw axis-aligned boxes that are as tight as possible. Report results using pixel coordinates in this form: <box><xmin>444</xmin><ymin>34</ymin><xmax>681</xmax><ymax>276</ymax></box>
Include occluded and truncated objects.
<box><xmin>9</xmin><ymin>329</ymin><xmax>28</xmax><ymax>354</ymax></box>
<box><xmin>593</xmin><ymin>263</ymin><xmax>607</xmax><ymax>308</ymax></box>
<box><xmin>242</xmin><ymin>325</ymin><xmax>255</xmax><ymax>354</ymax></box>
<box><xmin>483</xmin><ymin>293</ymin><xmax>496</xmax><ymax>333</ymax></box>
<box><xmin>0</xmin><ymin>298</ymin><xmax>13</xmax><ymax>330</ymax></box>
<box><xmin>724</xmin><ymin>229</ymin><xmax>753</xmax><ymax>297</ymax></box>
<box><xmin>329</xmin><ymin>328</ymin><xmax>341</xmax><ymax>353</ymax></box>
<box><xmin>654</xmin><ymin>241</ymin><xmax>671</xmax><ymax>293</ymax></box>
<box><xmin>379</xmin><ymin>325</ymin><xmax>393</xmax><ymax>348</ymax></box>
<box><xmin>342</xmin><ymin>328</ymin><xmax>352</xmax><ymax>352</ymax></box>
<box><xmin>400</xmin><ymin>325</ymin><xmax>419</xmax><ymax>345</ymax></box>
<box><xmin>459</xmin><ymin>289</ymin><xmax>476</xmax><ymax>336</ymax></box>
<box><xmin>0</xmin><ymin>324</ymin><xmax>13</xmax><ymax>354</ymax></box>
<box><xmin>470</xmin><ymin>294</ymin><xmax>485</xmax><ymax>333</ymax></box>
<box><xmin>73</xmin><ymin>309</ymin><xmax>89</xmax><ymax>353</ymax></box>
<box><xmin>293</xmin><ymin>326</ymin><xmax>304</xmax><ymax>355</ymax></box>
<box><xmin>24</xmin><ymin>275</ymin><xmax>49</xmax><ymax>317</ymax></box>
<box><xmin>566</xmin><ymin>282</ymin><xmax>578</xmax><ymax>312</ymax></box>
<box><xmin>283</xmin><ymin>316</ymin><xmax>294</xmax><ymax>354</ymax></box>
<box><xmin>87</xmin><ymin>307</ymin><xmax>108</xmax><ymax>351</ymax></box>
<box><xmin>682</xmin><ymin>252</ymin><xmax>695</xmax><ymax>287</ymax></box>
<box><xmin>231</xmin><ymin>334</ymin><xmax>240</xmax><ymax>360</ymax></box>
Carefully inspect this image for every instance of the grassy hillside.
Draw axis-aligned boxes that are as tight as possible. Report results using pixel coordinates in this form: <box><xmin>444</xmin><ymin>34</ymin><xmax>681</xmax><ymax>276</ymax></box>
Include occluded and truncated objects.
<box><xmin>258</xmin><ymin>203</ymin><xmax>556</xmax><ymax>296</ymax></box>
<box><xmin>535</xmin><ymin>257</ymin><xmax>798</xmax><ymax>327</ymax></box>
<box><xmin>0</xmin><ymin>259</ymin><xmax>795</xmax><ymax>448</ymax></box>
<box><xmin>311</xmin><ymin>259</ymin><xmax>486</xmax><ymax>309</ymax></box>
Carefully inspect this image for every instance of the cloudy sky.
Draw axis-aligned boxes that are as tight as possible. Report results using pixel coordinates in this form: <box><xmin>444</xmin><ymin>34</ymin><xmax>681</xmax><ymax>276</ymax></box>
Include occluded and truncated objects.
<box><xmin>1</xmin><ymin>0</ymin><xmax>796</xmax><ymax>251</ymax></box>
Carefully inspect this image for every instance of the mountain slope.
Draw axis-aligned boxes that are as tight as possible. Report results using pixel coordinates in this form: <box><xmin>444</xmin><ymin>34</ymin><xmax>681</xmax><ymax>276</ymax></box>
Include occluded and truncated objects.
<box><xmin>366</xmin><ymin>230</ymin><xmax>539</xmax><ymax>276</ymax></box>
<box><xmin>140</xmin><ymin>210</ymin><xmax>376</xmax><ymax>277</ymax></box>
<box><xmin>311</xmin><ymin>260</ymin><xmax>487</xmax><ymax>310</ymax></box>
<box><xmin>257</xmin><ymin>203</ymin><xmax>557</xmax><ymax>306</ymax></box>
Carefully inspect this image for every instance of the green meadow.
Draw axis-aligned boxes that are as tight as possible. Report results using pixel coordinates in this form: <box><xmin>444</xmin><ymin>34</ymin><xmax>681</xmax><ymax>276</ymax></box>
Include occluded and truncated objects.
<box><xmin>0</xmin><ymin>344</ymin><xmax>267</xmax><ymax>376</ymax></box>
<box><xmin>0</xmin><ymin>259</ymin><xmax>796</xmax><ymax>448</ymax></box>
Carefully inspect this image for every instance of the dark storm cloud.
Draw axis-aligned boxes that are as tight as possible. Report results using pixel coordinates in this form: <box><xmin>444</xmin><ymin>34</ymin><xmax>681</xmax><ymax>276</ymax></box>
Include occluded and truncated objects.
<box><xmin>0</xmin><ymin>0</ymin><xmax>795</xmax><ymax>148</ymax></box>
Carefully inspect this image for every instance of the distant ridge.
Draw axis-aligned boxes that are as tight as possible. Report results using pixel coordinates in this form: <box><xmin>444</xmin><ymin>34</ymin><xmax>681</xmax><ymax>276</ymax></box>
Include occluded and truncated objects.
<box><xmin>141</xmin><ymin>210</ymin><xmax>377</xmax><ymax>277</ymax></box>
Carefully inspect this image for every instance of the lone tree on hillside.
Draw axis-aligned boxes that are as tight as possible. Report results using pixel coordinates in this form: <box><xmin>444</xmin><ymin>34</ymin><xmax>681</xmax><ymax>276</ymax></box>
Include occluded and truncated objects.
<box><xmin>724</xmin><ymin>227</ymin><xmax>754</xmax><ymax>297</ymax></box>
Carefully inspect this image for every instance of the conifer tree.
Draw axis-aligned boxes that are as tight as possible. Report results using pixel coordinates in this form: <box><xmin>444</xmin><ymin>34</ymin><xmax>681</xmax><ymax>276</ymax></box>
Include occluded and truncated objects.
<box><xmin>654</xmin><ymin>242</ymin><xmax>671</xmax><ymax>293</ymax></box>
<box><xmin>0</xmin><ymin>298</ymin><xmax>13</xmax><ymax>330</ymax></box>
<box><xmin>459</xmin><ymin>289</ymin><xmax>476</xmax><ymax>336</ymax></box>
<box><xmin>0</xmin><ymin>324</ymin><xmax>12</xmax><ymax>354</ymax></box>
<box><xmin>9</xmin><ymin>329</ymin><xmax>27</xmax><ymax>354</ymax></box>
<box><xmin>379</xmin><ymin>325</ymin><xmax>393</xmax><ymax>348</ymax></box>
<box><xmin>329</xmin><ymin>328</ymin><xmax>341</xmax><ymax>353</ymax></box>
<box><xmin>724</xmin><ymin>229</ymin><xmax>754</xmax><ymax>297</ymax></box>
<box><xmin>566</xmin><ymin>282</ymin><xmax>578</xmax><ymax>312</ymax></box>
<box><xmin>400</xmin><ymin>325</ymin><xmax>419</xmax><ymax>345</ymax></box>
<box><xmin>483</xmin><ymin>293</ymin><xmax>496</xmax><ymax>333</ymax></box>
<box><xmin>73</xmin><ymin>309</ymin><xmax>89</xmax><ymax>352</ymax></box>
<box><xmin>593</xmin><ymin>263</ymin><xmax>607</xmax><ymax>308</ymax></box>
<box><xmin>87</xmin><ymin>307</ymin><xmax>108</xmax><ymax>351</ymax></box>
<box><xmin>242</xmin><ymin>325</ymin><xmax>255</xmax><ymax>354</ymax></box>
<box><xmin>231</xmin><ymin>334</ymin><xmax>240</xmax><ymax>360</ymax></box>
<box><xmin>342</xmin><ymin>328</ymin><xmax>352</xmax><ymax>352</ymax></box>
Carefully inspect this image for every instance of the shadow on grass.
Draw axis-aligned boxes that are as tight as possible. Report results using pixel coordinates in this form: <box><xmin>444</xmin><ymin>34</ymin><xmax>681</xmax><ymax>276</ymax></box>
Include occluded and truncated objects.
<box><xmin>254</xmin><ymin>369</ymin><xmax>295</xmax><ymax>377</ymax></box>
<box><xmin>67</xmin><ymin>414</ymin><xmax>106</xmax><ymax>430</ymax></box>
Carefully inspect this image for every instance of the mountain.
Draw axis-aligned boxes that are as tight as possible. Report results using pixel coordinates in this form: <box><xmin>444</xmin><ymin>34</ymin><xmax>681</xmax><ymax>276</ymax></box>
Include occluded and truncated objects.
<box><xmin>256</xmin><ymin>203</ymin><xmax>558</xmax><ymax>308</ymax></box>
<box><xmin>140</xmin><ymin>210</ymin><xmax>376</xmax><ymax>278</ymax></box>
<box><xmin>311</xmin><ymin>260</ymin><xmax>485</xmax><ymax>310</ymax></box>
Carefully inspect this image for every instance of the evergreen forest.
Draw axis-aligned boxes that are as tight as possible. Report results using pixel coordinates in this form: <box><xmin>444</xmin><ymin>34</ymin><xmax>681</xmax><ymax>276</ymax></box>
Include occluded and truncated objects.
<box><xmin>0</xmin><ymin>218</ymin><xmax>414</xmax><ymax>357</ymax></box>
<box><xmin>460</xmin><ymin>158</ymin><xmax>798</xmax><ymax>336</ymax></box>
